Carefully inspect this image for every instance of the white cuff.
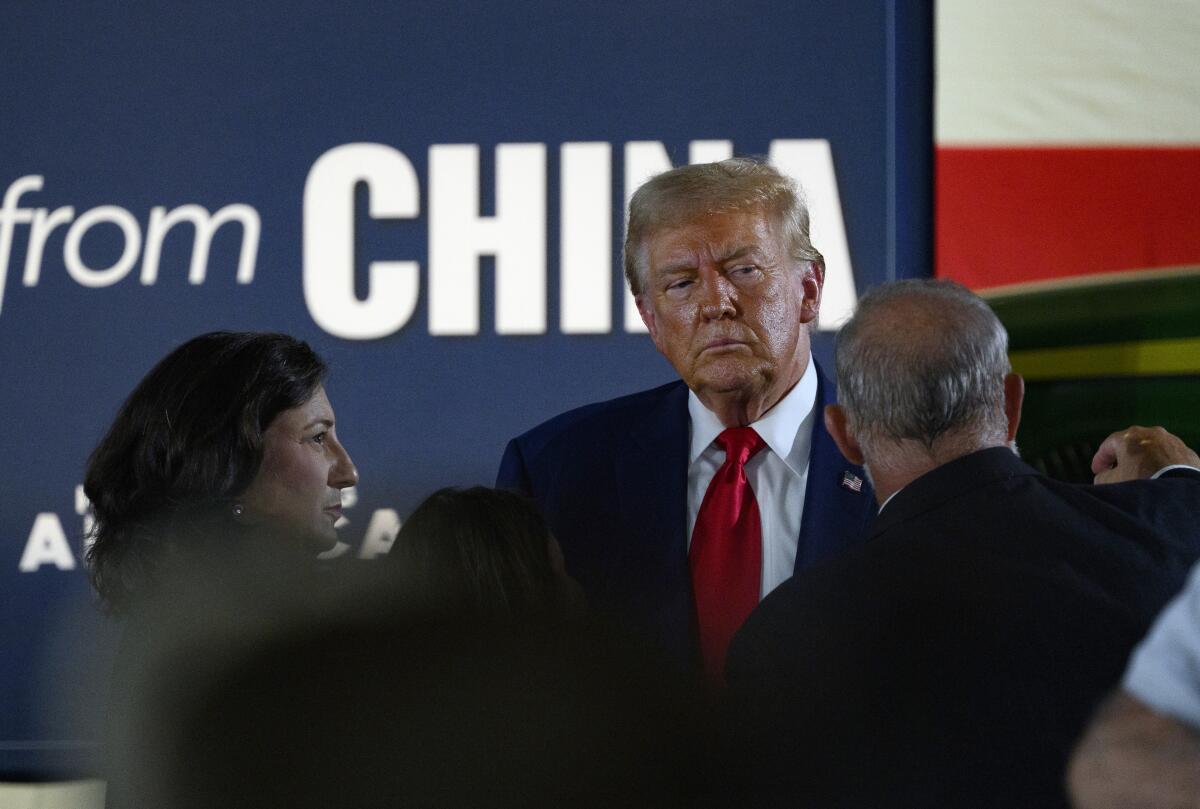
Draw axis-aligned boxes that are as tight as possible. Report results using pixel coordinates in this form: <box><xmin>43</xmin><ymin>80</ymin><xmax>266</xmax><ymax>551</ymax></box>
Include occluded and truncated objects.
<box><xmin>1151</xmin><ymin>465</ymin><xmax>1200</xmax><ymax>480</ymax></box>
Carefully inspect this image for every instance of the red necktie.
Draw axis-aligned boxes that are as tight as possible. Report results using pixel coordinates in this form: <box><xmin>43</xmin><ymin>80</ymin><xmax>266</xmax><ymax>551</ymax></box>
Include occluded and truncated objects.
<box><xmin>690</xmin><ymin>426</ymin><xmax>766</xmax><ymax>684</ymax></box>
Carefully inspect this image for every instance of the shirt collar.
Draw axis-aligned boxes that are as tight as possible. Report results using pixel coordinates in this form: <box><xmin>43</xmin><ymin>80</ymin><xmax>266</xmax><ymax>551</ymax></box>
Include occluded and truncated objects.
<box><xmin>688</xmin><ymin>358</ymin><xmax>818</xmax><ymax>473</ymax></box>
<box><xmin>877</xmin><ymin>486</ymin><xmax>901</xmax><ymax>514</ymax></box>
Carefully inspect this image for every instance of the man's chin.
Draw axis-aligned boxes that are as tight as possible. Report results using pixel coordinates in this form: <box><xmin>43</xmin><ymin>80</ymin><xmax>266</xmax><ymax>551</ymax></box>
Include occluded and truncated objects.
<box><xmin>688</xmin><ymin>364</ymin><xmax>766</xmax><ymax>397</ymax></box>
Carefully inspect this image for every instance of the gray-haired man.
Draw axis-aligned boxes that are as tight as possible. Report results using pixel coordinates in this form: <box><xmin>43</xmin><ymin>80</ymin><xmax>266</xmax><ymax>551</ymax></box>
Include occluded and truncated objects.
<box><xmin>723</xmin><ymin>279</ymin><xmax>1200</xmax><ymax>808</ymax></box>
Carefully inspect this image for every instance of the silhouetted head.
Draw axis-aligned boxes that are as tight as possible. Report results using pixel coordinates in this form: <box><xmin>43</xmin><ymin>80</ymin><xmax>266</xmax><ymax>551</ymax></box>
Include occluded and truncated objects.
<box><xmin>387</xmin><ymin>486</ymin><xmax>583</xmax><ymax>618</ymax></box>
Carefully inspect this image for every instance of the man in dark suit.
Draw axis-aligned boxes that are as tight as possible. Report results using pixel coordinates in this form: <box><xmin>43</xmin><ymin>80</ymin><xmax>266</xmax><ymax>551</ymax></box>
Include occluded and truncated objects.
<box><xmin>724</xmin><ymin>279</ymin><xmax>1200</xmax><ymax>808</ymax></box>
<box><xmin>498</xmin><ymin>158</ymin><xmax>874</xmax><ymax>679</ymax></box>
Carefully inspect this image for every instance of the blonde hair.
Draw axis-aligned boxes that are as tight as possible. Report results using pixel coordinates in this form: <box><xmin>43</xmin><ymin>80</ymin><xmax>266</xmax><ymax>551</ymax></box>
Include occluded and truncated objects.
<box><xmin>622</xmin><ymin>157</ymin><xmax>823</xmax><ymax>295</ymax></box>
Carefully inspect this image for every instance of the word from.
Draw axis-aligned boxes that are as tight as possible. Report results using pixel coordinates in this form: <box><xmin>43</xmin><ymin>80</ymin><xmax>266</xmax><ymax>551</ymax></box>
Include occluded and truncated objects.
<box><xmin>0</xmin><ymin>175</ymin><xmax>260</xmax><ymax>317</ymax></box>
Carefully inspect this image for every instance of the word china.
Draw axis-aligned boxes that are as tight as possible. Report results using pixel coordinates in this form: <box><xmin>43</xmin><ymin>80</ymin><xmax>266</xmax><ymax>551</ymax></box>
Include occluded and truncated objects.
<box><xmin>304</xmin><ymin>139</ymin><xmax>857</xmax><ymax>338</ymax></box>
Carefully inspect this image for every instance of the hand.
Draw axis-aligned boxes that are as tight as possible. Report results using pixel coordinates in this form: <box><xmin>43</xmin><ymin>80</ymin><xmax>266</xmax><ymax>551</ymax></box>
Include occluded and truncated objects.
<box><xmin>1091</xmin><ymin>426</ymin><xmax>1200</xmax><ymax>484</ymax></box>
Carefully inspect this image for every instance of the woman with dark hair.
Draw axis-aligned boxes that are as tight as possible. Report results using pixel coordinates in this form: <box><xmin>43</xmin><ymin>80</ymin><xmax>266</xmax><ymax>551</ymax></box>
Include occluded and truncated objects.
<box><xmin>84</xmin><ymin>330</ymin><xmax>358</xmax><ymax>612</ymax></box>
<box><xmin>386</xmin><ymin>486</ymin><xmax>583</xmax><ymax>617</ymax></box>
<box><xmin>91</xmin><ymin>331</ymin><xmax>360</xmax><ymax>809</ymax></box>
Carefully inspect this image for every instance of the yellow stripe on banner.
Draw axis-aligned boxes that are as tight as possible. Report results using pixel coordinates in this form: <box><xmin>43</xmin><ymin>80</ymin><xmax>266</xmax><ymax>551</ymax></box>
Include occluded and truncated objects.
<box><xmin>1010</xmin><ymin>338</ymin><xmax>1200</xmax><ymax>381</ymax></box>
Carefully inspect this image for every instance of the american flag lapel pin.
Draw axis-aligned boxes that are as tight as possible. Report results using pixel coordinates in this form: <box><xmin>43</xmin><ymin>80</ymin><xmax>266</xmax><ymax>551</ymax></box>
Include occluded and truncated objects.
<box><xmin>840</xmin><ymin>471</ymin><xmax>863</xmax><ymax>493</ymax></box>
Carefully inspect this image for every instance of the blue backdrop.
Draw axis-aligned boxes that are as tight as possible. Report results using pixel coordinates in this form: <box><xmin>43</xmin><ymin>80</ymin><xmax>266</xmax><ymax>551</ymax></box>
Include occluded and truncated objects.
<box><xmin>0</xmin><ymin>0</ymin><xmax>931</xmax><ymax>777</ymax></box>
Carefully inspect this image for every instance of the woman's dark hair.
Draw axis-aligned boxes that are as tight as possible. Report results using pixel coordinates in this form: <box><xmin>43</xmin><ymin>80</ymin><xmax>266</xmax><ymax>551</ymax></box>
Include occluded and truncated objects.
<box><xmin>84</xmin><ymin>331</ymin><xmax>327</xmax><ymax>612</ymax></box>
<box><xmin>387</xmin><ymin>487</ymin><xmax>571</xmax><ymax>617</ymax></box>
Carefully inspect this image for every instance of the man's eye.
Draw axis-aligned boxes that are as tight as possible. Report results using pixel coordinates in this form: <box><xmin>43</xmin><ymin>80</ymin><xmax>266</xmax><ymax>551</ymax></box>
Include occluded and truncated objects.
<box><xmin>731</xmin><ymin>265</ymin><xmax>758</xmax><ymax>276</ymax></box>
<box><xmin>667</xmin><ymin>279</ymin><xmax>693</xmax><ymax>291</ymax></box>
<box><xmin>311</xmin><ymin>431</ymin><xmax>327</xmax><ymax>445</ymax></box>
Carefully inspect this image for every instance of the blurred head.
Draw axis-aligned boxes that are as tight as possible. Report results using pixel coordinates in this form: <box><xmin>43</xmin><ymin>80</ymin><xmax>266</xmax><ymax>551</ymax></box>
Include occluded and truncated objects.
<box><xmin>824</xmin><ymin>280</ymin><xmax>1023</xmax><ymax>489</ymax></box>
<box><xmin>84</xmin><ymin>331</ymin><xmax>357</xmax><ymax>612</ymax></box>
<box><xmin>114</xmin><ymin>593</ymin><xmax>702</xmax><ymax>809</ymax></box>
<box><xmin>626</xmin><ymin>159</ymin><xmax>823</xmax><ymax>424</ymax></box>
<box><xmin>387</xmin><ymin>487</ymin><xmax>583</xmax><ymax>618</ymax></box>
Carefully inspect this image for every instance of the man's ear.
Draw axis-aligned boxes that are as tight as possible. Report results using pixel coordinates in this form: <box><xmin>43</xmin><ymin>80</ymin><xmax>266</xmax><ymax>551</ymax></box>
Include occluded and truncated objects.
<box><xmin>824</xmin><ymin>404</ymin><xmax>864</xmax><ymax>465</ymax></box>
<box><xmin>1003</xmin><ymin>373</ymin><xmax>1024</xmax><ymax>442</ymax></box>
<box><xmin>799</xmin><ymin>260</ymin><xmax>824</xmax><ymax>325</ymax></box>
<box><xmin>635</xmin><ymin>295</ymin><xmax>662</xmax><ymax>350</ymax></box>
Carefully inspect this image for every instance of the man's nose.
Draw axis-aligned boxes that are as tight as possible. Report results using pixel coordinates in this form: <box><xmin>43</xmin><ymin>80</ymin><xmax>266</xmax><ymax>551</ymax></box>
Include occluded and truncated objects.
<box><xmin>698</xmin><ymin>273</ymin><xmax>737</xmax><ymax>319</ymax></box>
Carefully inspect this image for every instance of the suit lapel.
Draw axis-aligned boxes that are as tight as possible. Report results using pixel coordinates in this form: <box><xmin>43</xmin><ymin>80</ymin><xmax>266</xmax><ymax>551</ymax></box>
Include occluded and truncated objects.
<box><xmin>603</xmin><ymin>366</ymin><xmax>873</xmax><ymax>664</ymax></box>
<box><xmin>795</xmin><ymin>363</ymin><xmax>875</xmax><ymax>571</ymax></box>
<box><xmin>615</xmin><ymin>381</ymin><xmax>695</xmax><ymax>666</ymax></box>
<box><xmin>621</xmin><ymin>380</ymin><xmax>690</xmax><ymax>550</ymax></box>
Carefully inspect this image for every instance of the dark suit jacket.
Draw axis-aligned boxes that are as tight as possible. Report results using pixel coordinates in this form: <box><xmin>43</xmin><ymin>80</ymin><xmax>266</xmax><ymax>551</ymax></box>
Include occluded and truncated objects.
<box><xmin>497</xmin><ymin>365</ymin><xmax>874</xmax><ymax>671</ymax></box>
<box><xmin>724</xmin><ymin>447</ymin><xmax>1200</xmax><ymax>809</ymax></box>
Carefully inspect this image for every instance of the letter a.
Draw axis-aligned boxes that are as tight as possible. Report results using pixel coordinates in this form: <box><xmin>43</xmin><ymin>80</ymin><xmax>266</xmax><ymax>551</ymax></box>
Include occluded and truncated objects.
<box><xmin>19</xmin><ymin>513</ymin><xmax>77</xmax><ymax>572</ymax></box>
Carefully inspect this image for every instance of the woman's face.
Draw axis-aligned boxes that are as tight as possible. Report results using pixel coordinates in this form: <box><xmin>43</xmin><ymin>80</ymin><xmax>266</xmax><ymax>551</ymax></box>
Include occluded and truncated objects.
<box><xmin>239</xmin><ymin>385</ymin><xmax>359</xmax><ymax>550</ymax></box>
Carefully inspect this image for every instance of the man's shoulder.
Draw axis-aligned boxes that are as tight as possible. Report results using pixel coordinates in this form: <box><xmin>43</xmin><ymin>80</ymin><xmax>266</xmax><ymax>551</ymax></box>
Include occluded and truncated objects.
<box><xmin>1009</xmin><ymin>463</ymin><xmax>1200</xmax><ymax>537</ymax></box>
<box><xmin>749</xmin><ymin>455</ymin><xmax>1200</xmax><ymax>624</ymax></box>
<box><xmin>498</xmin><ymin>379</ymin><xmax>690</xmax><ymax>499</ymax></box>
<box><xmin>1063</xmin><ymin>470</ymin><xmax>1200</xmax><ymax>555</ymax></box>
<box><xmin>509</xmin><ymin>380</ymin><xmax>687</xmax><ymax>450</ymax></box>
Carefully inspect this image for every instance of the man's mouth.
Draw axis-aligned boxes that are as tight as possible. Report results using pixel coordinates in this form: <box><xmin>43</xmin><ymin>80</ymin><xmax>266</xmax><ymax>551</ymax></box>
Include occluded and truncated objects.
<box><xmin>702</xmin><ymin>338</ymin><xmax>746</xmax><ymax>352</ymax></box>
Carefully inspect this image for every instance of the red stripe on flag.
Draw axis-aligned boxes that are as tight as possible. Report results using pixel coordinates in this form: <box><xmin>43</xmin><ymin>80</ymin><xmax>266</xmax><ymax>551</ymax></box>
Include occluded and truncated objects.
<box><xmin>936</xmin><ymin>147</ymin><xmax>1200</xmax><ymax>288</ymax></box>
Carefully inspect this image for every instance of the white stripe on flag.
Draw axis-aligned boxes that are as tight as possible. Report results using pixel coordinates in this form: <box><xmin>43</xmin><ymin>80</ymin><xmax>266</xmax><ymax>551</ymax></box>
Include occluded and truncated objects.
<box><xmin>937</xmin><ymin>0</ymin><xmax>1200</xmax><ymax>144</ymax></box>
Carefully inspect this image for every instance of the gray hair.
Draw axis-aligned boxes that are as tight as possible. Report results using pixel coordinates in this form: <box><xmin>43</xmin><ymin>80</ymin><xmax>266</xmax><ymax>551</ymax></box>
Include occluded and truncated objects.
<box><xmin>835</xmin><ymin>279</ymin><xmax>1011</xmax><ymax>455</ymax></box>
<box><xmin>622</xmin><ymin>157</ymin><xmax>824</xmax><ymax>296</ymax></box>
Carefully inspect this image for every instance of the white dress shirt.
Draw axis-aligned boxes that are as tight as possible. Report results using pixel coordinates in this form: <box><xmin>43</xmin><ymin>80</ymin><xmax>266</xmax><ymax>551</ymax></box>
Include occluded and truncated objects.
<box><xmin>687</xmin><ymin>359</ymin><xmax>818</xmax><ymax>599</ymax></box>
<box><xmin>1125</xmin><ymin>558</ymin><xmax>1200</xmax><ymax>729</ymax></box>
